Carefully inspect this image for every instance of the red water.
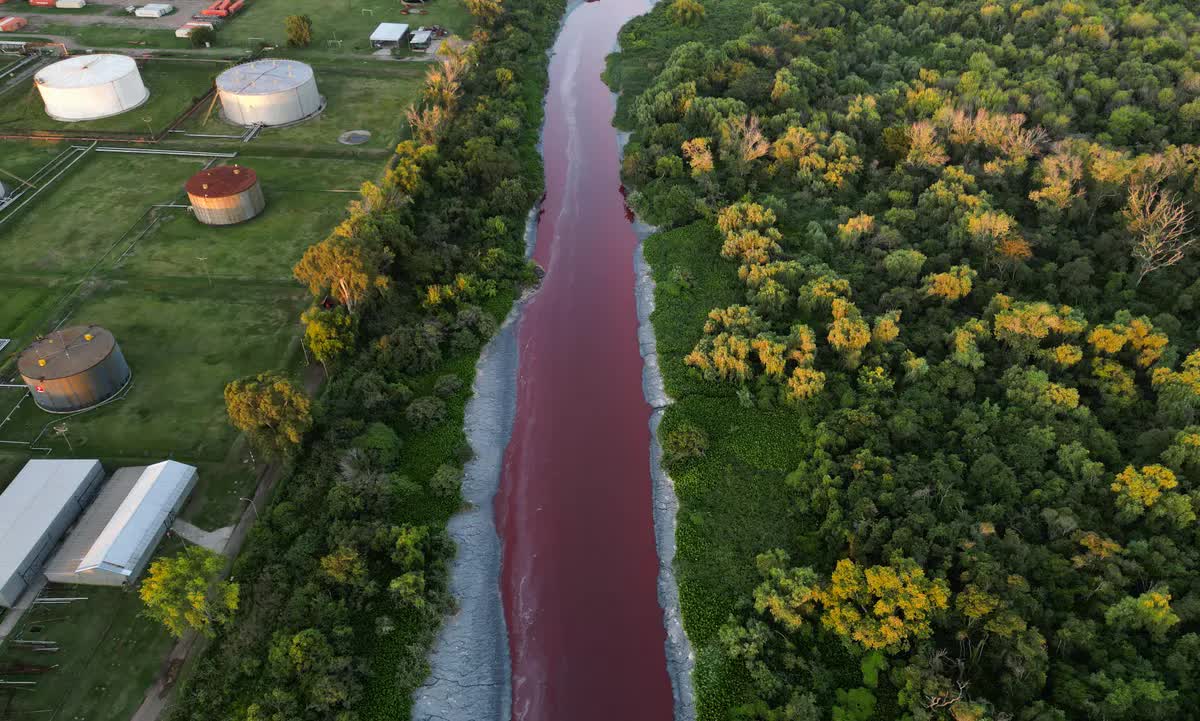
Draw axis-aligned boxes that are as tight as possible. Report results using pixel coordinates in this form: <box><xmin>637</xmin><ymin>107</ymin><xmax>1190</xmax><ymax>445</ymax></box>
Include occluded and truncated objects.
<box><xmin>493</xmin><ymin>1</ymin><xmax>673</xmax><ymax>720</ymax></box>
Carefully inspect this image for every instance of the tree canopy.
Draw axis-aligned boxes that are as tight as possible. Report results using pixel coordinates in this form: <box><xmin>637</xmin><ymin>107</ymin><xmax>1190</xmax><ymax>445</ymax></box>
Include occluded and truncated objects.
<box><xmin>612</xmin><ymin>0</ymin><xmax>1200</xmax><ymax>717</ymax></box>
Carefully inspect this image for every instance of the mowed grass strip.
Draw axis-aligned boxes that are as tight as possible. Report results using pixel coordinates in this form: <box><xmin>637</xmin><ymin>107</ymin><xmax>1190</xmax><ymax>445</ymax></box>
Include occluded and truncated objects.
<box><xmin>120</xmin><ymin>155</ymin><xmax>380</xmax><ymax>280</ymax></box>
<box><xmin>0</xmin><ymin>59</ymin><xmax>221</xmax><ymax>134</ymax></box>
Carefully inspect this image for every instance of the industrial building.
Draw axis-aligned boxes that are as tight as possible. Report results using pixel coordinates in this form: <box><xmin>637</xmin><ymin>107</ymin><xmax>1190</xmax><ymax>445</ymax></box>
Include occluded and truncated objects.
<box><xmin>216</xmin><ymin>59</ymin><xmax>322</xmax><ymax>127</ymax></box>
<box><xmin>44</xmin><ymin>461</ymin><xmax>197</xmax><ymax>587</ymax></box>
<box><xmin>0</xmin><ymin>459</ymin><xmax>104</xmax><ymax>607</ymax></box>
<box><xmin>186</xmin><ymin>165</ymin><xmax>265</xmax><ymax>225</ymax></box>
<box><xmin>34</xmin><ymin>54</ymin><xmax>149</xmax><ymax>122</ymax></box>
<box><xmin>370</xmin><ymin>22</ymin><xmax>409</xmax><ymax>49</ymax></box>
<box><xmin>18</xmin><ymin>325</ymin><xmax>132</xmax><ymax>413</ymax></box>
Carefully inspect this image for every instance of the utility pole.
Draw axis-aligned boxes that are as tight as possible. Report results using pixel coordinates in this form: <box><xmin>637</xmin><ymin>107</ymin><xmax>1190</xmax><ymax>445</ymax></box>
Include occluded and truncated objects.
<box><xmin>239</xmin><ymin>496</ymin><xmax>259</xmax><ymax>520</ymax></box>
<box><xmin>196</xmin><ymin>256</ymin><xmax>212</xmax><ymax>287</ymax></box>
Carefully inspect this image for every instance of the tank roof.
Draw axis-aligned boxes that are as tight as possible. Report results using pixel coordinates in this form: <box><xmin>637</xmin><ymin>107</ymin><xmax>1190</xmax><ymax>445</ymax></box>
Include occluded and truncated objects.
<box><xmin>216</xmin><ymin>59</ymin><xmax>314</xmax><ymax>95</ymax></box>
<box><xmin>18</xmin><ymin>325</ymin><xmax>118</xmax><ymax>381</ymax></box>
<box><xmin>35</xmin><ymin>54</ymin><xmax>138</xmax><ymax>90</ymax></box>
<box><xmin>185</xmin><ymin>165</ymin><xmax>258</xmax><ymax>197</ymax></box>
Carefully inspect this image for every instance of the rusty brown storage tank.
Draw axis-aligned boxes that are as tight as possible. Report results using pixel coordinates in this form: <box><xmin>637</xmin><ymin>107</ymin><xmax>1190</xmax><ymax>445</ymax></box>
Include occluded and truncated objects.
<box><xmin>18</xmin><ymin>326</ymin><xmax>131</xmax><ymax>413</ymax></box>
<box><xmin>185</xmin><ymin>165</ymin><xmax>265</xmax><ymax>226</ymax></box>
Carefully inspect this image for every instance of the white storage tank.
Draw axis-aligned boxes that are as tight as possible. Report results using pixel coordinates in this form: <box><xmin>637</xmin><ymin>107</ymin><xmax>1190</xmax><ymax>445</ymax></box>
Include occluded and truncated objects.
<box><xmin>35</xmin><ymin>54</ymin><xmax>149</xmax><ymax>122</ymax></box>
<box><xmin>216</xmin><ymin>59</ymin><xmax>322</xmax><ymax>127</ymax></box>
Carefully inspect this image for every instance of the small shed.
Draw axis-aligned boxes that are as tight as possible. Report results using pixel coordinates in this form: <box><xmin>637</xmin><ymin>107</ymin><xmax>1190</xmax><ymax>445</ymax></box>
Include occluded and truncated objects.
<box><xmin>0</xmin><ymin>459</ymin><xmax>104</xmax><ymax>607</ymax></box>
<box><xmin>409</xmin><ymin>28</ymin><xmax>433</xmax><ymax>51</ymax></box>
<box><xmin>370</xmin><ymin>22</ymin><xmax>409</xmax><ymax>48</ymax></box>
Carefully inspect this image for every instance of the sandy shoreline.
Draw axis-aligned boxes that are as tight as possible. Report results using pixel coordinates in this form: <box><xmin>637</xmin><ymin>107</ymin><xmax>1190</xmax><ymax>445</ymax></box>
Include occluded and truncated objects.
<box><xmin>622</xmin><ymin>132</ymin><xmax>698</xmax><ymax>721</ymax></box>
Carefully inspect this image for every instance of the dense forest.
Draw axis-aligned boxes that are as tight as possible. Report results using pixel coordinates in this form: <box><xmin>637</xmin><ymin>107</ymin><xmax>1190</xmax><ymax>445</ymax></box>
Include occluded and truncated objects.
<box><xmin>167</xmin><ymin>0</ymin><xmax>561</xmax><ymax>718</ymax></box>
<box><xmin>609</xmin><ymin>0</ymin><xmax>1200</xmax><ymax>719</ymax></box>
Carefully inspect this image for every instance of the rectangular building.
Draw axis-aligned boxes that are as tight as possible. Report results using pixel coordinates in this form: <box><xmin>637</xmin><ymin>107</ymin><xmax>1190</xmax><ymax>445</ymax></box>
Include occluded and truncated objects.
<box><xmin>45</xmin><ymin>461</ymin><xmax>197</xmax><ymax>587</ymax></box>
<box><xmin>0</xmin><ymin>459</ymin><xmax>104</xmax><ymax>607</ymax></box>
<box><xmin>370</xmin><ymin>22</ymin><xmax>409</xmax><ymax>48</ymax></box>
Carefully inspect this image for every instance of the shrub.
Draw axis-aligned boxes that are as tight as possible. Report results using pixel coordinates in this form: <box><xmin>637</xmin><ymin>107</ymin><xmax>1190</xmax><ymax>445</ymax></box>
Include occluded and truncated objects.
<box><xmin>434</xmin><ymin>374</ymin><xmax>465</xmax><ymax>398</ymax></box>
<box><xmin>406</xmin><ymin>396</ymin><xmax>447</xmax><ymax>430</ymax></box>
<box><xmin>662</xmin><ymin>422</ymin><xmax>709</xmax><ymax>468</ymax></box>
<box><xmin>430</xmin><ymin>464</ymin><xmax>462</xmax><ymax>497</ymax></box>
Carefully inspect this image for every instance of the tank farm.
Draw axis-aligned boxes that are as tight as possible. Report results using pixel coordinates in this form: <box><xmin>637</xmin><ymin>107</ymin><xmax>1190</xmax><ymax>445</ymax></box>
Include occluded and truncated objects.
<box><xmin>494</xmin><ymin>0</ymin><xmax>672</xmax><ymax>719</ymax></box>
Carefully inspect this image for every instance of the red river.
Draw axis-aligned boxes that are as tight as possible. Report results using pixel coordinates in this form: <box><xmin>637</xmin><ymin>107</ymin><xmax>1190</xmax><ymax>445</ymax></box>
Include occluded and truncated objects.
<box><xmin>493</xmin><ymin>0</ymin><xmax>673</xmax><ymax>719</ymax></box>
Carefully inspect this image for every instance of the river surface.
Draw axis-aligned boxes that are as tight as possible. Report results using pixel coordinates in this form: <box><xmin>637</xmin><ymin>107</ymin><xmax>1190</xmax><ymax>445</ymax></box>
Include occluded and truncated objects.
<box><xmin>493</xmin><ymin>0</ymin><xmax>672</xmax><ymax>719</ymax></box>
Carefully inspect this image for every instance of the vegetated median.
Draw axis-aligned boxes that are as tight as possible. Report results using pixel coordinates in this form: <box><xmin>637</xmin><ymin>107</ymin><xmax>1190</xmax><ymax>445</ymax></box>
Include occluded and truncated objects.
<box><xmin>166</xmin><ymin>0</ymin><xmax>570</xmax><ymax>718</ymax></box>
<box><xmin>612</xmin><ymin>0</ymin><xmax>1200</xmax><ymax>719</ymax></box>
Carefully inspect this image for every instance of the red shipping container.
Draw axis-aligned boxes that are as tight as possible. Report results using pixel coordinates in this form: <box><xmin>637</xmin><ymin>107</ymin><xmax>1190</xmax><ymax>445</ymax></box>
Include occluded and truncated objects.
<box><xmin>29</xmin><ymin>0</ymin><xmax>56</xmax><ymax>7</ymax></box>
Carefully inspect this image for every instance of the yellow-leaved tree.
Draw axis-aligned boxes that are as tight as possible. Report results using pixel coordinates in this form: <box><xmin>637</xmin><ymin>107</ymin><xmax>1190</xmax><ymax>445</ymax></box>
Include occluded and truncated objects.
<box><xmin>140</xmin><ymin>546</ymin><xmax>238</xmax><ymax>638</ymax></box>
<box><xmin>818</xmin><ymin>558</ymin><xmax>950</xmax><ymax>653</ymax></box>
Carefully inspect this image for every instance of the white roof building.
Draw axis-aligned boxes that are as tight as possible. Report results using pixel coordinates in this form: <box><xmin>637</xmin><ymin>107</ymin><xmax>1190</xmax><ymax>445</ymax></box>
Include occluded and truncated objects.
<box><xmin>370</xmin><ymin>22</ymin><xmax>409</xmax><ymax>46</ymax></box>
<box><xmin>0</xmin><ymin>459</ymin><xmax>104</xmax><ymax>607</ymax></box>
<box><xmin>410</xmin><ymin>29</ymin><xmax>433</xmax><ymax>48</ymax></box>
<box><xmin>70</xmin><ymin>460</ymin><xmax>196</xmax><ymax>585</ymax></box>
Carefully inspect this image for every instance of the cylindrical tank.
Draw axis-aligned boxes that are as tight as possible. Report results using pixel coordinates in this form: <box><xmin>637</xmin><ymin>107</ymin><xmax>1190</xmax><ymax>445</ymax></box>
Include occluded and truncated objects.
<box><xmin>185</xmin><ymin>165</ymin><xmax>265</xmax><ymax>225</ymax></box>
<box><xmin>34</xmin><ymin>54</ymin><xmax>149</xmax><ymax>122</ymax></box>
<box><xmin>18</xmin><ymin>325</ymin><xmax>131</xmax><ymax>413</ymax></box>
<box><xmin>216</xmin><ymin>59</ymin><xmax>322</xmax><ymax>127</ymax></box>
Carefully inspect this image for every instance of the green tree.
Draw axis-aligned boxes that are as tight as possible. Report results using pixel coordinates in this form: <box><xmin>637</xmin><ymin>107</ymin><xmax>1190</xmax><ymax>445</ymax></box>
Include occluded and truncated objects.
<box><xmin>224</xmin><ymin>372</ymin><xmax>313</xmax><ymax>458</ymax></box>
<box><xmin>188</xmin><ymin>25</ymin><xmax>215</xmax><ymax>47</ymax></box>
<box><xmin>464</xmin><ymin>0</ymin><xmax>503</xmax><ymax>24</ymax></box>
<box><xmin>139</xmin><ymin>546</ymin><xmax>238</xmax><ymax>638</ymax></box>
<box><xmin>669</xmin><ymin>0</ymin><xmax>706</xmax><ymax>26</ymax></box>
<box><xmin>284</xmin><ymin>15</ymin><xmax>313</xmax><ymax>47</ymax></box>
<box><xmin>300</xmin><ymin>304</ymin><xmax>355</xmax><ymax>373</ymax></box>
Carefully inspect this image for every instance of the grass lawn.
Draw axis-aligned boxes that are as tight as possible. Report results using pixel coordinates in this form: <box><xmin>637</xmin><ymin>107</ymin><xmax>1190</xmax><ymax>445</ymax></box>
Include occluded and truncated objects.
<box><xmin>121</xmin><ymin>155</ymin><xmax>378</xmax><ymax>280</ymax></box>
<box><xmin>0</xmin><ymin>278</ymin><xmax>306</xmax><ymax>459</ymax></box>
<box><xmin>0</xmin><ymin>152</ymin><xmax>206</xmax><ymax>274</ymax></box>
<box><xmin>0</xmin><ymin>59</ymin><xmax>222</xmax><ymax>134</ymax></box>
<box><xmin>0</xmin><ymin>280</ymin><xmax>65</xmax><ymax>369</ymax></box>
<box><xmin>0</xmin><ymin>138</ymin><xmax>70</xmax><ymax>179</ymax></box>
<box><xmin>0</xmin><ymin>569</ymin><xmax>178</xmax><ymax>721</ymax></box>
<box><xmin>182</xmin><ymin>452</ymin><xmax>259</xmax><ymax>529</ymax></box>
<box><xmin>221</xmin><ymin>0</ymin><xmax>470</xmax><ymax>52</ymax></box>
<box><xmin>0</xmin><ymin>449</ymin><xmax>30</xmax><ymax>493</ymax></box>
<box><xmin>182</xmin><ymin>64</ymin><xmax>424</xmax><ymax>151</ymax></box>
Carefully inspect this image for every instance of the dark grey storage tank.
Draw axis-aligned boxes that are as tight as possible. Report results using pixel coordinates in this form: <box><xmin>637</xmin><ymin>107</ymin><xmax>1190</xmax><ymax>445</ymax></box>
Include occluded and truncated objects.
<box><xmin>18</xmin><ymin>326</ymin><xmax>131</xmax><ymax>413</ymax></box>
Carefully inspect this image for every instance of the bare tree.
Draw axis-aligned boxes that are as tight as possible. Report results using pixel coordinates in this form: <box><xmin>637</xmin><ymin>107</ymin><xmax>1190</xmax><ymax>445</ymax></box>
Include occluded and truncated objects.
<box><xmin>1124</xmin><ymin>184</ymin><xmax>1194</xmax><ymax>285</ymax></box>
<box><xmin>720</xmin><ymin>114</ymin><xmax>770</xmax><ymax>176</ymax></box>
<box><xmin>406</xmin><ymin>104</ymin><xmax>446</xmax><ymax>146</ymax></box>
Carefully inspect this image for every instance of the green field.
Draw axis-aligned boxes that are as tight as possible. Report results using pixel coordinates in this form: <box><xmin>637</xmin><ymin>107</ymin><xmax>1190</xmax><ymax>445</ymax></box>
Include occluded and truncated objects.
<box><xmin>222</xmin><ymin>0</ymin><xmax>471</xmax><ymax>52</ymax></box>
<box><xmin>0</xmin><ymin>59</ymin><xmax>223</xmax><ymax>135</ymax></box>
<box><xmin>125</xmin><ymin>156</ymin><xmax>376</xmax><ymax>278</ymax></box>
<box><xmin>1</xmin><ymin>152</ymin><xmax>205</xmax><ymax>273</ymax></box>
<box><xmin>0</xmin><ymin>574</ymin><xmax>179</xmax><ymax>721</ymax></box>
<box><xmin>12</xmin><ymin>0</ymin><xmax>469</xmax><ymax>55</ymax></box>
<box><xmin>0</xmin><ymin>27</ymin><xmax>416</xmax><ymax>713</ymax></box>
<box><xmin>182</xmin><ymin>65</ymin><xmax>424</xmax><ymax>151</ymax></box>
